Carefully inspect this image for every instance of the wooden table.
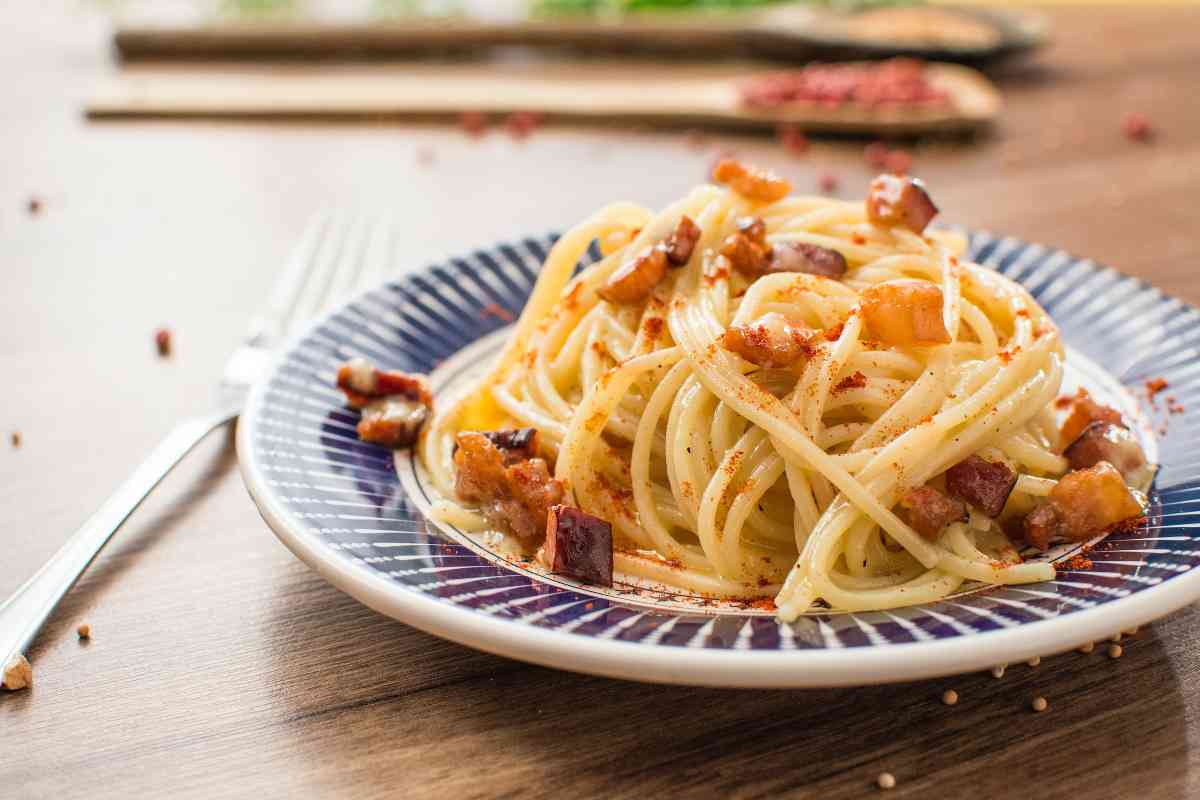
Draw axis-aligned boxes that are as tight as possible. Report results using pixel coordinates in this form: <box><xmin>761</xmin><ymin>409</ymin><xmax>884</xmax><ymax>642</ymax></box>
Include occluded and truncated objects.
<box><xmin>4</xmin><ymin>4</ymin><xmax>1199</xmax><ymax>798</ymax></box>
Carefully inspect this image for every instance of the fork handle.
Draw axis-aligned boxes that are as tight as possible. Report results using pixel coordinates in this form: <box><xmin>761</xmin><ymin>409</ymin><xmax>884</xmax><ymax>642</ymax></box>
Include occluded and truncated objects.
<box><xmin>0</xmin><ymin>410</ymin><xmax>237</xmax><ymax>684</ymax></box>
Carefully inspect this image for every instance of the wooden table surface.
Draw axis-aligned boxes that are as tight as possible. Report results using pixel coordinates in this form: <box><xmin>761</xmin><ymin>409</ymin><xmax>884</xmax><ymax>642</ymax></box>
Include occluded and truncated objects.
<box><xmin>4</xmin><ymin>4</ymin><xmax>1199</xmax><ymax>798</ymax></box>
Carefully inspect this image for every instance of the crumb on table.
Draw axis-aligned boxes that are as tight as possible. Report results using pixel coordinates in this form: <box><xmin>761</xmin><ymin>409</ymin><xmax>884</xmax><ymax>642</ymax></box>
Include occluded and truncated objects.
<box><xmin>77</xmin><ymin>623</ymin><xmax>91</xmax><ymax>639</ymax></box>
<box><xmin>10</xmin><ymin>431</ymin><xmax>20</xmax><ymax>448</ymax></box>
<box><xmin>2</xmin><ymin>654</ymin><xmax>32</xmax><ymax>691</ymax></box>
<box><xmin>154</xmin><ymin>327</ymin><xmax>172</xmax><ymax>357</ymax></box>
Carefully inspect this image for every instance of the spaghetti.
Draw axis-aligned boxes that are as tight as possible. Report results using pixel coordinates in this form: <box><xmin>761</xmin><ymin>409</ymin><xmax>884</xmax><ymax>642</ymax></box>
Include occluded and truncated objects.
<box><xmin>417</xmin><ymin>162</ymin><xmax>1148</xmax><ymax>620</ymax></box>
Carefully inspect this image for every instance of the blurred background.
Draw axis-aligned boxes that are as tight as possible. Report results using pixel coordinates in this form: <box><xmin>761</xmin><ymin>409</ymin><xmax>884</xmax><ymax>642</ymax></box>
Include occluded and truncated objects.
<box><xmin>9</xmin><ymin>0</ymin><xmax>1195</xmax><ymax>445</ymax></box>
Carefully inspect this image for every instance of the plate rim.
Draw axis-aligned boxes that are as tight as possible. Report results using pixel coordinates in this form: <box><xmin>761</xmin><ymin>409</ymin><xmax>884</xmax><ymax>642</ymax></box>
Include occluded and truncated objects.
<box><xmin>235</xmin><ymin>230</ymin><xmax>1200</xmax><ymax>688</ymax></box>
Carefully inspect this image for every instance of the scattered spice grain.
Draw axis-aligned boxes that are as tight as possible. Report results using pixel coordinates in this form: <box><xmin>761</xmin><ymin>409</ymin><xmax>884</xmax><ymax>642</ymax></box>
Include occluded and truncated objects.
<box><xmin>1109</xmin><ymin>643</ymin><xmax>1124</xmax><ymax>659</ymax></box>
<box><xmin>1122</xmin><ymin>112</ymin><xmax>1153</xmax><ymax>142</ymax></box>
<box><xmin>941</xmin><ymin>689</ymin><xmax>958</xmax><ymax>706</ymax></box>
<box><xmin>877</xmin><ymin>772</ymin><xmax>896</xmax><ymax>790</ymax></box>
<box><xmin>77</xmin><ymin>623</ymin><xmax>91</xmax><ymax>639</ymax></box>
<box><xmin>154</xmin><ymin>327</ymin><xmax>172</xmax><ymax>357</ymax></box>
<box><xmin>1031</xmin><ymin>696</ymin><xmax>1048</xmax><ymax>713</ymax></box>
<box><xmin>2</xmin><ymin>654</ymin><xmax>32</xmax><ymax>691</ymax></box>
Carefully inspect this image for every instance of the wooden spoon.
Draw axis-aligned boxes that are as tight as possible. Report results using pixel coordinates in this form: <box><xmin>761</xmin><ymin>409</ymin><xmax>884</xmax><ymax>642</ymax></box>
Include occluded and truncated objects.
<box><xmin>87</xmin><ymin>59</ymin><xmax>1000</xmax><ymax>135</ymax></box>
<box><xmin>113</xmin><ymin>6</ymin><xmax>1049</xmax><ymax>65</ymax></box>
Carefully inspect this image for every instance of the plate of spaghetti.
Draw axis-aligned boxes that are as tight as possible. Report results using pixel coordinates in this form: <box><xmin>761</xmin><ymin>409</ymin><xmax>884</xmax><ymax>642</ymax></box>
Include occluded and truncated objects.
<box><xmin>239</xmin><ymin>160</ymin><xmax>1200</xmax><ymax>687</ymax></box>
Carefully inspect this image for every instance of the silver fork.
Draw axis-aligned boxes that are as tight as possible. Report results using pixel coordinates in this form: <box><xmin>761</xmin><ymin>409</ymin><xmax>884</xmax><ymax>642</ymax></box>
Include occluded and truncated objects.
<box><xmin>0</xmin><ymin>213</ymin><xmax>387</xmax><ymax>687</ymax></box>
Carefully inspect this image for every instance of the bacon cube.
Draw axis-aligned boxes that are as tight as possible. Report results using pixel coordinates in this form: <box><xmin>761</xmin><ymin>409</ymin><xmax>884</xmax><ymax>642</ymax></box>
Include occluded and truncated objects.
<box><xmin>723</xmin><ymin>312</ymin><xmax>818</xmax><ymax>368</ymax></box>
<box><xmin>712</xmin><ymin>158</ymin><xmax>792</xmax><ymax>204</ymax></box>
<box><xmin>663</xmin><ymin>216</ymin><xmax>702</xmax><ymax>267</ymax></box>
<box><xmin>1047</xmin><ymin>462</ymin><xmax>1143</xmax><ymax>543</ymax></box>
<box><xmin>900</xmin><ymin>485</ymin><xmax>967</xmax><ymax>540</ymax></box>
<box><xmin>545</xmin><ymin>505</ymin><xmax>613</xmax><ymax>586</ymax></box>
<box><xmin>1059</xmin><ymin>388</ymin><xmax>1124</xmax><ymax>447</ymax></box>
<box><xmin>860</xmin><ymin>279</ymin><xmax>950</xmax><ymax>346</ymax></box>
<box><xmin>866</xmin><ymin>174</ymin><xmax>939</xmax><ymax>234</ymax></box>
<box><xmin>720</xmin><ymin>230</ymin><xmax>772</xmax><ymax>276</ymax></box>
<box><xmin>357</xmin><ymin>396</ymin><xmax>429</xmax><ymax>449</ymax></box>
<box><xmin>1022</xmin><ymin>503</ymin><xmax>1061</xmax><ymax>551</ymax></box>
<box><xmin>1064</xmin><ymin>422</ymin><xmax>1148</xmax><ymax>483</ymax></box>
<box><xmin>336</xmin><ymin>356</ymin><xmax>432</xmax><ymax>409</ymax></box>
<box><xmin>945</xmin><ymin>455</ymin><xmax>1017</xmax><ymax>518</ymax></box>
<box><xmin>767</xmin><ymin>242</ymin><xmax>847</xmax><ymax>279</ymax></box>
<box><xmin>597</xmin><ymin>245</ymin><xmax>668</xmax><ymax>305</ymax></box>
<box><xmin>482</xmin><ymin>428</ymin><xmax>540</xmax><ymax>464</ymax></box>
<box><xmin>455</xmin><ymin>432</ymin><xmax>565</xmax><ymax>548</ymax></box>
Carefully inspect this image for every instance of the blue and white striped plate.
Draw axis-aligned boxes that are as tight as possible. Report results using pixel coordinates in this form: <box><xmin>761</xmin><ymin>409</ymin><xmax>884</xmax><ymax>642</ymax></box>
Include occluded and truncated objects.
<box><xmin>238</xmin><ymin>231</ymin><xmax>1200</xmax><ymax>687</ymax></box>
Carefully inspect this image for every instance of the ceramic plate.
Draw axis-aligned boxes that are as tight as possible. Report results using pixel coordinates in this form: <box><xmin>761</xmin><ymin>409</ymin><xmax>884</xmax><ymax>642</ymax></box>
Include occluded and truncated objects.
<box><xmin>237</xmin><ymin>230</ymin><xmax>1200</xmax><ymax>687</ymax></box>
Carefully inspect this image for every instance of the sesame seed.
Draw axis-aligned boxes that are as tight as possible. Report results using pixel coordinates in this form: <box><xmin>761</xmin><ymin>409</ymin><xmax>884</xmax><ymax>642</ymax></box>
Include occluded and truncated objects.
<box><xmin>991</xmin><ymin>664</ymin><xmax>1006</xmax><ymax>678</ymax></box>
<box><xmin>1109</xmin><ymin>644</ymin><xmax>1124</xmax><ymax>659</ymax></box>
<box><xmin>941</xmin><ymin>689</ymin><xmax>958</xmax><ymax>706</ymax></box>
<box><xmin>877</xmin><ymin>772</ymin><xmax>896</xmax><ymax>790</ymax></box>
<box><xmin>1027</xmin><ymin>656</ymin><xmax>1041</xmax><ymax>667</ymax></box>
<box><xmin>77</xmin><ymin>624</ymin><xmax>91</xmax><ymax>639</ymax></box>
<box><xmin>1031</xmin><ymin>696</ymin><xmax>1048</xmax><ymax>713</ymax></box>
<box><xmin>1079</xmin><ymin>642</ymin><xmax>1094</xmax><ymax>654</ymax></box>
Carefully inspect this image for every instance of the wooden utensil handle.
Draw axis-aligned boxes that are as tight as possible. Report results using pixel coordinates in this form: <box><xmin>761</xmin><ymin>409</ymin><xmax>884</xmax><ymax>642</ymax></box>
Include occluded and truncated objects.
<box><xmin>115</xmin><ymin>20</ymin><xmax>747</xmax><ymax>60</ymax></box>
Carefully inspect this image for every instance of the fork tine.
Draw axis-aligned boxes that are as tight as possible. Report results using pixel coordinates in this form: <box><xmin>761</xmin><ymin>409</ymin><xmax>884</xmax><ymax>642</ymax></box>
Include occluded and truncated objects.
<box><xmin>286</xmin><ymin>211</ymin><xmax>359</xmax><ymax>336</ymax></box>
<box><xmin>355</xmin><ymin>212</ymin><xmax>395</xmax><ymax>296</ymax></box>
<box><xmin>247</xmin><ymin>212</ymin><xmax>332</xmax><ymax>344</ymax></box>
<box><xmin>320</xmin><ymin>215</ymin><xmax>381</xmax><ymax>318</ymax></box>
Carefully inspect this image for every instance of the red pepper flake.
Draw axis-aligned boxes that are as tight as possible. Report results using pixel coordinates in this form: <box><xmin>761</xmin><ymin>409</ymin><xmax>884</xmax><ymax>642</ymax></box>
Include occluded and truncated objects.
<box><xmin>740</xmin><ymin>59</ymin><xmax>950</xmax><ymax>110</ymax></box>
<box><xmin>459</xmin><ymin>111</ymin><xmax>488</xmax><ymax>138</ymax></box>
<box><xmin>10</xmin><ymin>431</ymin><xmax>20</xmax><ymax>448</ymax></box>
<box><xmin>583</xmin><ymin>602</ymin><xmax>594</xmax><ymax>610</ymax></box>
<box><xmin>505</xmin><ymin>111</ymin><xmax>543</xmax><ymax>141</ymax></box>
<box><xmin>749</xmin><ymin>597</ymin><xmax>777</xmax><ymax>612</ymax></box>
<box><xmin>1054</xmin><ymin>395</ymin><xmax>1073</xmax><ymax>410</ymax></box>
<box><xmin>1122</xmin><ymin>112</ymin><xmax>1153</xmax><ymax>143</ymax></box>
<box><xmin>834</xmin><ymin>370</ymin><xmax>868</xmax><ymax>393</ymax></box>
<box><xmin>851</xmin><ymin>234</ymin><xmax>867</xmax><ymax>245</ymax></box>
<box><xmin>884</xmin><ymin>148</ymin><xmax>913</xmax><ymax>175</ymax></box>
<box><xmin>817</xmin><ymin>172</ymin><xmax>839</xmax><ymax>193</ymax></box>
<box><xmin>154</xmin><ymin>327</ymin><xmax>172</xmax><ymax>357</ymax></box>
<box><xmin>1067</xmin><ymin>554</ymin><xmax>1093</xmax><ymax>570</ymax></box>
<box><xmin>823</xmin><ymin>323</ymin><xmax>845</xmax><ymax>342</ymax></box>
<box><xmin>776</xmin><ymin>123</ymin><xmax>809</xmax><ymax>157</ymax></box>
<box><xmin>1145</xmin><ymin>377</ymin><xmax>1169</xmax><ymax>401</ymax></box>
<box><xmin>27</xmin><ymin>196</ymin><xmax>42</xmax><ymax>215</ymax></box>
<box><xmin>865</xmin><ymin>141</ymin><xmax>890</xmax><ymax>169</ymax></box>
<box><xmin>702</xmin><ymin>264</ymin><xmax>731</xmax><ymax>287</ymax></box>
<box><xmin>1168</xmin><ymin>397</ymin><xmax>1185</xmax><ymax>415</ymax></box>
<box><xmin>479</xmin><ymin>303</ymin><xmax>515</xmax><ymax>323</ymax></box>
